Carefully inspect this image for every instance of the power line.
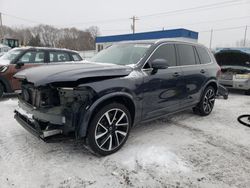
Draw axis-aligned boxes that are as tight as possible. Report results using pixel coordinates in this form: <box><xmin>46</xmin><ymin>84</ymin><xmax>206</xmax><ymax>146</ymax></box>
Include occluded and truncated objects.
<box><xmin>139</xmin><ymin>0</ymin><xmax>248</xmax><ymax>18</ymax></box>
<box><xmin>138</xmin><ymin>15</ymin><xmax>250</xmax><ymax>31</ymax></box>
<box><xmin>1</xmin><ymin>0</ymin><xmax>249</xmax><ymax>27</ymax></box>
<box><xmin>199</xmin><ymin>25</ymin><xmax>248</xmax><ymax>33</ymax></box>
<box><xmin>63</xmin><ymin>18</ymin><xmax>129</xmax><ymax>27</ymax></box>
<box><xmin>64</xmin><ymin>0</ymin><xmax>249</xmax><ymax>26</ymax></box>
<box><xmin>1</xmin><ymin>12</ymin><xmax>45</xmax><ymax>24</ymax></box>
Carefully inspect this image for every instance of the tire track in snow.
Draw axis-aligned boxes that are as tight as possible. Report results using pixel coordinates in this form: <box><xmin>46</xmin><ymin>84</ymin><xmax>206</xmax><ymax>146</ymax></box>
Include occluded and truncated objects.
<box><xmin>171</xmin><ymin>120</ymin><xmax>250</xmax><ymax>187</ymax></box>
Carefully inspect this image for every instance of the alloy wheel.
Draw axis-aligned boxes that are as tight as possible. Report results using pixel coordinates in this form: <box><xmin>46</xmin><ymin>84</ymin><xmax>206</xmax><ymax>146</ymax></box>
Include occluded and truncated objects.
<box><xmin>94</xmin><ymin>108</ymin><xmax>129</xmax><ymax>151</ymax></box>
<box><xmin>203</xmin><ymin>88</ymin><xmax>215</xmax><ymax>114</ymax></box>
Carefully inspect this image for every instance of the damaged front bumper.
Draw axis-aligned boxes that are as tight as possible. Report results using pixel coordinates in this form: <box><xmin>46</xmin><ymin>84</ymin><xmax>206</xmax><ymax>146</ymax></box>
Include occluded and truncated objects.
<box><xmin>14</xmin><ymin>100</ymin><xmax>65</xmax><ymax>139</ymax></box>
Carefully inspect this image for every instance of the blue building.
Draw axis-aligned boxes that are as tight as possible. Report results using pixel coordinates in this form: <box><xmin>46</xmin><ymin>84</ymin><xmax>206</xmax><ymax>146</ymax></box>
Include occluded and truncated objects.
<box><xmin>95</xmin><ymin>28</ymin><xmax>198</xmax><ymax>51</ymax></box>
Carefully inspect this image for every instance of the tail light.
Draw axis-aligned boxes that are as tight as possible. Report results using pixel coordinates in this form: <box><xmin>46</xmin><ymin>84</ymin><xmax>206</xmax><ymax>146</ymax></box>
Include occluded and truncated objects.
<box><xmin>216</xmin><ymin>66</ymin><xmax>221</xmax><ymax>78</ymax></box>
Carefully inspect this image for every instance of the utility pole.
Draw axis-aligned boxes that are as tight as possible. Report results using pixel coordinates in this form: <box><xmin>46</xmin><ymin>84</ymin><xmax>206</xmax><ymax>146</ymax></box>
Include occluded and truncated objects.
<box><xmin>209</xmin><ymin>29</ymin><xmax>213</xmax><ymax>50</ymax></box>
<box><xmin>0</xmin><ymin>12</ymin><xmax>4</xmax><ymax>40</ymax></box>
<box><xmin>130</xmin><ymin>16</ymin><xmax>139</xmax><ymax>34</ymax></box>
<box><xmin>243</xmin><ymin>25</ymin><xmax>248</xmax><ymax>47</ymax></box>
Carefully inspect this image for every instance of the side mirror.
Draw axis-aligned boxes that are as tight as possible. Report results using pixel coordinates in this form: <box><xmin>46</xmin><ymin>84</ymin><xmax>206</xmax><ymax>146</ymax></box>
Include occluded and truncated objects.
<box><xmin>151</xmin><ymin>59</ymin><xmax>169</xmax><ymax>70</ymax></box>
<box><xmin>15</xmin><ymin>62</ymin><xmax>24</xmax><ymax>69</ymax></box>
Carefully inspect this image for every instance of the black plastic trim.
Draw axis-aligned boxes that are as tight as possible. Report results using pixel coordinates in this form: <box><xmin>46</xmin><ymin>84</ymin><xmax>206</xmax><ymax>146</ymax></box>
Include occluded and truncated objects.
<box><xmin>14</xmin><ymin>112</ymin><xmax>42</xmax><ymax>138</ymax></box>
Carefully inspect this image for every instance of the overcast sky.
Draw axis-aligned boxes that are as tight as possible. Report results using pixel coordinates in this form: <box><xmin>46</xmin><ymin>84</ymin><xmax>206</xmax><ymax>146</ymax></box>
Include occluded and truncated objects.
<box><xmin>0</xmin><ymin>0</ymin><xmax>250</xmax><ymax>48</ymax></box>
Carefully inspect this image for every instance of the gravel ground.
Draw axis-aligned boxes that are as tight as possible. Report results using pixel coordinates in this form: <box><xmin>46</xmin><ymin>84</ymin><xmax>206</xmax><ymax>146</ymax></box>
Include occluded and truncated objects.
<box><xmin>0</xmin><ymin>91</ymin><xmax>250</xmax><ymax>188</ymax></box>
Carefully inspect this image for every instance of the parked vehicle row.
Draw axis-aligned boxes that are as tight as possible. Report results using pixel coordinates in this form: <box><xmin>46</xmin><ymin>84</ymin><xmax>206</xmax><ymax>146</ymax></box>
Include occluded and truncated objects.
<box><xmin>0</xmin><ymin>47</ymin><xmax>82</xmax><ymax>97</ymax></box>
<box><xmin>13</xmin><ymin>40</ymin><xmax>220</xmax><ymax>156</ymax></box>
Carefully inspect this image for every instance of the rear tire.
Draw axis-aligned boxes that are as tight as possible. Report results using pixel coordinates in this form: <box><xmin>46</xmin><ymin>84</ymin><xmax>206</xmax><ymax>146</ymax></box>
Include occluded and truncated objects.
<box><xmin>86</xmin><ymin>103</ymin><xmax>131</xmax><ymax>156</ymax></box>
<box><xmin>245</xmin><ymin>89</ymin><xmax>250</xmax><ymax>96</ymax></box>
<box><xmin>0</xmin><ymin>83</ymin><xmax>4</xmax><ymax>98</ymax></box>
<box><xmin>223</xmin><ymin>95</ymin><xmax>228</xmax><ymax>100</ymax></box>
<box><xmin>195</xmin><ymin>86</ymin><xmax>216</xmax><ymax>116</ymax></box>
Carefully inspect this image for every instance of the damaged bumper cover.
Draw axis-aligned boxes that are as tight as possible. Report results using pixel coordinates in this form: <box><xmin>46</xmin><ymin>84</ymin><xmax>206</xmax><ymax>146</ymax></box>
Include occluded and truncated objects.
<box><xmin>14</xmin><ymin>100</ymin><xmax>65</xmax><ymax>139</ymax></box>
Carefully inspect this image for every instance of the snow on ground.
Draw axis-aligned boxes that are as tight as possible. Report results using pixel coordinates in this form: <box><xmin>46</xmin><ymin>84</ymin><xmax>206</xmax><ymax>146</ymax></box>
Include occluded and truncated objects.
<box><xmin>0</xmin><ymin>91</ymin><xmax>250</xmax><ymax>188</ymax></box>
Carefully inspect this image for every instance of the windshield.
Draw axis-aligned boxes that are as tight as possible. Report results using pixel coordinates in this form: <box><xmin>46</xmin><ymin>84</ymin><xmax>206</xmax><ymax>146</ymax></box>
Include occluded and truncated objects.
<box><xmin>91</xmin><ymin>43</ymin><xmax>151</xmax><ymax>65</ymax></box>
<box><xmin>0</xmin><ymin>49</ymin><xmax>23</xmax><ymax>62</ymax></box>
<box><xmin>215</xmin><ymin>50</ymin><xmax>250</xmax><ymax>68</ymax></box>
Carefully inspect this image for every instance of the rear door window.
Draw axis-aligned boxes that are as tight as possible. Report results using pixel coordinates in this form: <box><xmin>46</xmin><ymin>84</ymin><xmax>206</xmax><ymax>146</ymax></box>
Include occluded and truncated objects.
<box><xmin>49</xmin><ymin>51</ymin><xmax>70</xmax><ymax>62</ymax></box>
<box><xmin>196</xmin><ymin>46</ymin><xmax>211</xmax><ymax>64</ymax></box>
<box><xmin>177</xmin><ymin>44</ymin><xmax>196</xmax><ymax>66</ymax></box>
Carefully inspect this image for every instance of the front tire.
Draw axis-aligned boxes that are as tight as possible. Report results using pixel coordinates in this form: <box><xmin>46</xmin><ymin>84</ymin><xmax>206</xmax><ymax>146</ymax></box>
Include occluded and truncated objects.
<box><xmin>0</xmin><ymin>83</ymin><xmax>4</xmax><ymax>98</ymax></box>
<box><xmin>195</xmin><ymin>86</ymin><xmax>216</xmax><ymax>116</ymax></box>
<box><xmin>86</xmin><ymin>103</ymin><xmax>131</xmax><ymax>156</ymax></box>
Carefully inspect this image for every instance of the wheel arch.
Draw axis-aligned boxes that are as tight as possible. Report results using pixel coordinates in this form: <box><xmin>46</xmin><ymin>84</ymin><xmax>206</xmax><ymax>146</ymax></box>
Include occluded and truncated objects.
<box><xmin>77</xmin><ymin>92</ymin><xmax>136</xmax><ymax>138</ymax></box>
<box><xmin>0</xmin><ymin>76</ymin><xmax>12</xmax><ymax>93</ymax></box>
<box><xmin>205</xmin><ymin>80</ymin><xmax>218</xmax><ymax>93</ymax></box>
<box><xmin>199</xmin><ymin>79</ymin><xmax>218</xmax><ymax>101</ymax></box>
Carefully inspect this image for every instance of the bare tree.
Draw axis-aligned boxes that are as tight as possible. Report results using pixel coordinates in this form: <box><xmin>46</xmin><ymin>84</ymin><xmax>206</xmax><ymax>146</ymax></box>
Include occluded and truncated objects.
<box><xmin>1</xmin><ymin>24</ymin><xmax>99</xmax><ymax>50</ymax></box>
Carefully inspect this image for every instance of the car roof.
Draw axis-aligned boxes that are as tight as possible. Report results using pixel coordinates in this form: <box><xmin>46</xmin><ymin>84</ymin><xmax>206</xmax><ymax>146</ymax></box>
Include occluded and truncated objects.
<box><xmin>116</xmin><ymin>39</ymin><xmax>207</xmax><ymax>49</ymax></box>
<box><xmin>12</xmin><ymin>46</ymin><xmax>79</xmax><ymax>53</ymax></box>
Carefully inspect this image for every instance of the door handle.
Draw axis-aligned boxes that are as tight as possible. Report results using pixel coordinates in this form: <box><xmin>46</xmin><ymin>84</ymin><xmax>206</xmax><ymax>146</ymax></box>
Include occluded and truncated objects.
<box><xmin>173</xmin><ymin>72</ymin><xmax>180</xmax><ymax>77</ymax></box>
<box><xmin>200</xmin><ymin>69</ymin><xmax>206</xmax><ymax>74</ymax></box>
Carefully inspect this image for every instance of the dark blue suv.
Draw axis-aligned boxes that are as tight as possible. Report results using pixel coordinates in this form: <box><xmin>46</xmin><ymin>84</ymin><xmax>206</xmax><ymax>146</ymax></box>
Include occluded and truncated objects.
<box><xmin>14</xmin><ymin>40</ymin><xmax>220</xmax><ymax>156</ymax></box>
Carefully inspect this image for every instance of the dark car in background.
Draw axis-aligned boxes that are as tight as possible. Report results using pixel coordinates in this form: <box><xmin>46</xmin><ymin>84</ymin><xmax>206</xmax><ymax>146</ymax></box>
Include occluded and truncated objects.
<box><xmin>215</xmin><ymin>48</ymin><xmax>250</xmax><ymax>95</ymax></box>
<box><xmin>14</xmin><ymin>40</ymin><xmax>220</xmax><ymax>156</ymax></box>
<box><xmin>0</xmin><ymin>47</ymin><xmax>82</xmax><ymax>97</ymax></box>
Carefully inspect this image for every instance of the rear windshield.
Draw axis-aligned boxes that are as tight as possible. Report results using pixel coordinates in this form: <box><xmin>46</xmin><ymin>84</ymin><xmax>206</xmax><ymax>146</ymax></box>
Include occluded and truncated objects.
<box><xmin>215</xmin><ymin>50</ymin><xmax>250</xmax><ymax>68</ymax></box>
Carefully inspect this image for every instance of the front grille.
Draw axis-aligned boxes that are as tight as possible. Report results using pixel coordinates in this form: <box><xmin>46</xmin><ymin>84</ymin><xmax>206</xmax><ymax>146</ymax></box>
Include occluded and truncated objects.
<box><xmin>21</xmin><ymin>84</ymin><xmax>60</xmax><ymax>107</ymax></box>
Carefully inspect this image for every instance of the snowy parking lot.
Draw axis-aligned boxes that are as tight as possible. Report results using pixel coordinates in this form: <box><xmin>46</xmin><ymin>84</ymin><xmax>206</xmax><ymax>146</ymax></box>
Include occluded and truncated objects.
<box><xmin>0</xmin><ymin>91</ymin><xmax>250</xmax><ymax>188</ymax></box>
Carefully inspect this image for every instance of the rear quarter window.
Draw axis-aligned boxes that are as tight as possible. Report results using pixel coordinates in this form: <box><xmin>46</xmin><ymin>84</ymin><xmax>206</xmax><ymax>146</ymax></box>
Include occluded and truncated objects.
<box><xmin>71</xmin><ymin>53</ymin><xmax>82</xmax><ymax>61</ymax></box>
<box><xmin>196</xmin><ymin>46</ymin><xmax>211</xmax><ymax>64</ymax></box>
<box><xmin>49</xmin><ymin>51</ymin><xmax>70</xmax><ymax>62</ymax></box>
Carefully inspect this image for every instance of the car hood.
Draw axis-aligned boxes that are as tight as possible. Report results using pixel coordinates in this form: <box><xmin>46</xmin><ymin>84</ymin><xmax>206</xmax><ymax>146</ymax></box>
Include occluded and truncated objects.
<box><xmin>0</xmin><ymin>59</ymin><xmax>10</xmax><ymax>65</ymax></box>
<box><xmin>215</xmin><ymin>50</ymin><xmax>250</xmax><ymax>68</ymax></box>
<box><xmin>14</xmin><ymin>62</ymin><xmax>133</xmax><ymax>86</ymax></box>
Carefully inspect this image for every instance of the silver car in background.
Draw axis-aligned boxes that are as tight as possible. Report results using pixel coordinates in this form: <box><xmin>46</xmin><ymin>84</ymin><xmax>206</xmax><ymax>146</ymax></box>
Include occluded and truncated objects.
<box><xmin>215</xmin><ymin>48</ymin><xmax>250</xmax><ymax>95</ymax></box>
